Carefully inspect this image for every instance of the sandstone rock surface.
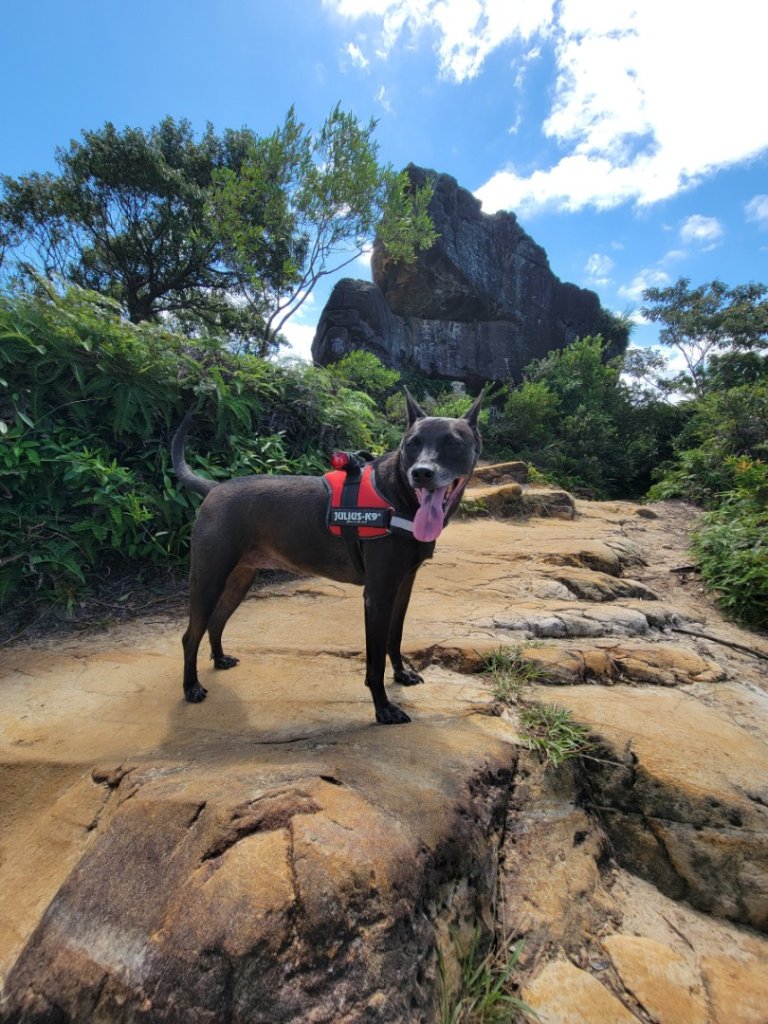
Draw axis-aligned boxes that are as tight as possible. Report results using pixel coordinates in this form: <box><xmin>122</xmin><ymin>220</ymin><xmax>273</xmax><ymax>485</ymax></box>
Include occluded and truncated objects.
<box><xmin>1</xmin><ymin>484</ymin><xmax>767</xmax><ymax>1023</ymax></box>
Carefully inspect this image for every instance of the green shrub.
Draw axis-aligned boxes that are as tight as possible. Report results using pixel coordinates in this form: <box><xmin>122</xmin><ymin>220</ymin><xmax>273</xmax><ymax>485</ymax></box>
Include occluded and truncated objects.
<box><xmin>649</xmin><ymin>383</ymin><xmax>768</xmax><ymax>506</ymax></box>
<box><xmin>492</xmin><ymin>379</ymin><xmax>556</xmax><ymax>451</ymax></box>
<box><xmin>691</xmin><ymin>457</ymin><xmax>768</xmax><ymax>628</ymax></box>
<box><xmin>485</xmin><ymin>336</ymin><xmax>682</xmax><ymax>498</ymax></box>
<box><xmin>0</xmin><ymin>285</ymin><xmax>397</xmax><ymax>611</ymax></box>
<box><xmin>326</xmin><ymin>350</ymin><xmax>401</xmax><ymax>403</ymax></box>
<box><xmin>647</xmin><ymin>445</ymin><xmax>738</xmax><ymax>506</ymax></box>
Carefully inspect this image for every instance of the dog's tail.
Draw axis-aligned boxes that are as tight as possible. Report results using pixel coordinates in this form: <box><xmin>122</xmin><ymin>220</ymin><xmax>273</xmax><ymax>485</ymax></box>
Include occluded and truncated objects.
<box><xmin>171</xmin><ymin>411</ymin><xmax>218</xmax><ymax>497</ymax></box>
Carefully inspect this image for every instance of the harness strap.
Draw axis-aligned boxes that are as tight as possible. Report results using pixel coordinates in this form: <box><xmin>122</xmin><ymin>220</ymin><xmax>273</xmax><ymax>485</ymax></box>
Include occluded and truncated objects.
<box><xmin>326</xmin><ymin>463</ymin><xmax>412</xmax><ymax>538</ymax></box>
<box><xmin>390</xmin><ymin>515</ymin><xmax>414</xmax><ymax>534</ymax></box>
<box><xmin>339</xmin><ymin>469</ymin><xmax>366</xmax><ymax>576</ymax></box>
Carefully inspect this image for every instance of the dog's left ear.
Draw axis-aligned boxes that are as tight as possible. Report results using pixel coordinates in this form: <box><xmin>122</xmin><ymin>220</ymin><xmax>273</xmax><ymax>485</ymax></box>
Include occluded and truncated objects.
<box><xmin>404</xmin><ymin>387</ymin><xmax>427</xmax><ymax>426</ymax></box>
<box><xmin>463</xmin><ymin>389</ymin><xmax>485</xmax><ymax>428</ymax></box>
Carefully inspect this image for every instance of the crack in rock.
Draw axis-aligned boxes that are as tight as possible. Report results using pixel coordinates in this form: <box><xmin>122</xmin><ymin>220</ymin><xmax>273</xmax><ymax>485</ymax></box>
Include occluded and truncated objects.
<box><xmin>202</xmin><ymin>791</ymin><xmax>322</xmax><ymax>862</ymax></box>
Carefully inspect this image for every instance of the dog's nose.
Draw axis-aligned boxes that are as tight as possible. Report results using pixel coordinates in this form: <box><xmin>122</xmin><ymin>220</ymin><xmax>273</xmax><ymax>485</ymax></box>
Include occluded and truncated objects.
<box><xmin>411</xmin><ymin>465</ymin><xmax>435</xmax><ymax>487</ymax></box>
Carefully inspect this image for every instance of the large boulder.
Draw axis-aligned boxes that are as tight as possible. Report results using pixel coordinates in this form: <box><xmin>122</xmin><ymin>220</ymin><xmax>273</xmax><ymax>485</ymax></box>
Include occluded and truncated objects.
<box><xmin>312</xmin><ymin>165</ymin><xmax>623</xmax><ymax>386</ymax></box>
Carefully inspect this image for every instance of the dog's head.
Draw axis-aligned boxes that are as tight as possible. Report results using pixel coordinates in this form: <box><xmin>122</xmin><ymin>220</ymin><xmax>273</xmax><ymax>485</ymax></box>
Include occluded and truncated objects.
<box><xmin>399</xmin><ymin>388</ymin><xmax>483</xmax><ymax>542</ymax></box>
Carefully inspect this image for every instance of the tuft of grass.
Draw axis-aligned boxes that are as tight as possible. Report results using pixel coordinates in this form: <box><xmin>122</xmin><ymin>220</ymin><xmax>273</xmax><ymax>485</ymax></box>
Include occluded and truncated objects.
<box><xmin>482</xmin><ymin>647</ymin><xmax>543</xmax><ymax>705</ymax></box>
<box><xmin>439</xmin><ymin>928</ymin><xmax>535</xmax><ymax>1024</ymax></box>
<box><xmin>458</xmin><ymin>495</ymin><xmax>489</xmax><ymax>518</ymax></box>
<box><xmin>518</xmin><ymin>704</ymin><xmax>594</xmax><ymax>769</ymax></box>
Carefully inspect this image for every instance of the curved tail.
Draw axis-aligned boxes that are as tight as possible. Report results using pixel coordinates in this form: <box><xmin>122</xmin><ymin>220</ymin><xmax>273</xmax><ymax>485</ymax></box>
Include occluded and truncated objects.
<box><xmin>171</xmin><ymin>412</ymin><xmax>218</xmax><ymax>497</ymax></box>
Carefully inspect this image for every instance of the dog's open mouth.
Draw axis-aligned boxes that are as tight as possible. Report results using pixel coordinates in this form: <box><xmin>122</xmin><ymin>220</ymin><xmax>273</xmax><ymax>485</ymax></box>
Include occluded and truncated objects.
<box><xmin>413</xmin><ymin>478</ymin><xmax>465</xmax><ymax>542</ymax></box>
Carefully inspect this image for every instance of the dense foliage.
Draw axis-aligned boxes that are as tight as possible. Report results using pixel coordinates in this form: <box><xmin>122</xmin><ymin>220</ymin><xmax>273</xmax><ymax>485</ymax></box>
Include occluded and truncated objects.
<box><xmin>0</xmin><ymin>111</ymin><xmax>436</xmax><ymax>355</ymax></box>
<box><xmin>483</xmin><ymin>335</ymin><xmax>685</xmax><ymax>498</ymax></box>
<box><xmin>0</xmin><ymin>286</ymin><xmax>393</xmax><ymax>611</ymax></box>
<box><xmin>645</xmin><ymin>376</ymin><xmax>768</xmax><ymax>629</ymax></box>
<box><xmin>691</xmin><ymin>458</ymin><xmax>768</xmax><ymax>628</ymax></box>
<box><xmin>1</xmin><ymin>271</ymin><xmax>766</xmax><ymax>632</ymax></box>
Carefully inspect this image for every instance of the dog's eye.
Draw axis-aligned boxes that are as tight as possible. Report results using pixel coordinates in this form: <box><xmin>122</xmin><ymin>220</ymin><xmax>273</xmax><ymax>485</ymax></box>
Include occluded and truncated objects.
<box><xmin>405</xmin><ymin>438</ymin><xmax>420</xmax><ymax>451</ymax></box>
<box><xmin>446</xmin><ymin>436</ymin><xmax>464</xmax><ymax>448</ymax></box>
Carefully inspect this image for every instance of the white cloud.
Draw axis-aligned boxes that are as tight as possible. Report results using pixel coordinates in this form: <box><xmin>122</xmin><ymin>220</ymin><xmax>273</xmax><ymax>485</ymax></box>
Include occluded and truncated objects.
<box><xmin>280</xmin><ymin>320</ymin><xmax>317</xmax><ymax>362</ymax></box>
<box><xmin>746</xmin><ymin>194</ymin><xmax>768</xmax><ymax>228</ymax></box>
<box><xmin>327</xmin><ymin>0</ymin><xmax>554</xmax><ymax>81</ymax></box>
<box><xmin>489</xmin><ymin>2</ymin><xmax>768</xmax><ymax>214</ymax></box>
<box><xmin>507</xmin><ymin>113</ymin><xmax>522</xmax><ymax>136</ymax></box>
<box><xmin>345</xmin><ymin>41</ymin><xmax>370</xmax><ymax>68</ymax></box>
<box><xmin>618</xmin><ymin>268</ymin><xmax>670</xmax><ymax>304</ymax></box>
<box><xmin>660</xmin><ymin>249</ymin><xmax>687</xmax><ymax>264</ymax></box>
<box><xmin>327</xmin><ymin>1</ymin><xmax>768</xmax><ymax>216</ymax></box>
<box><xmin>376</xmin><ymin>84</ymin><xmax>392</xmax><ymax>112</ymax></box>
<box><xmin>513</xmin><ymin>46</ymin><xmax>541</xmax><ymax>91</ymax></box>
<box><xmin>679</xmin><ymin>214</ymin><xmax>723</xmax><ymax>248</ymax></box>
<box><xmin>584</xmin><ymin>253</ymin><xmax>614</xmax><ymax>285</ymax></box>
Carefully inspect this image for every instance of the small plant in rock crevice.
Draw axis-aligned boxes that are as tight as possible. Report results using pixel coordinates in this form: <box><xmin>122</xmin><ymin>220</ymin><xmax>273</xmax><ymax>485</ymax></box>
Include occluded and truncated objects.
<box><xmin>481</xmin><ymin>649</ymin><xmax>594</xmax><ymax>769</ymax></box>
<box><xmin>457</xmin><ymin>495</ymin><xmax>490</xmax><ymax>519</ymax></box>
<box><xmin>438</xmin><ymin>927</ymin><xmax>535</xmax><ymax>1024</ymax></box>
<box><xmin>518</xmin><ymin>703</ymin><xmax>595</xmax><ymax>769</ymax></box>
<box><xmin>482</xmin><ymin>647</ymin><xmax>543</xmax><ymax>705</ymax></box>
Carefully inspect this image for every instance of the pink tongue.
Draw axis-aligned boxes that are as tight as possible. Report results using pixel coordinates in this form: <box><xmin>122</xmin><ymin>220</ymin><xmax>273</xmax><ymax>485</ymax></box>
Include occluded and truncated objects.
<box><xmin>413</xmin><ymin>486</ymin><xmax>448</xmax><ymax>542</ymax></box>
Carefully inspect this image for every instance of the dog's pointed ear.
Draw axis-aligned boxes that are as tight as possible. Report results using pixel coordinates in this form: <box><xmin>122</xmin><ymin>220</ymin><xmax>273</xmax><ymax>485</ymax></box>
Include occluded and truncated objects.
<box><xmin>463</xmin><ymin>389</ymin><xmax>485</xmax><ymax>428</ymax></box>
<box><xmin>404</xmin><ymin>387</ymin><xmax>427</xmax><ymax>426</ymax></box>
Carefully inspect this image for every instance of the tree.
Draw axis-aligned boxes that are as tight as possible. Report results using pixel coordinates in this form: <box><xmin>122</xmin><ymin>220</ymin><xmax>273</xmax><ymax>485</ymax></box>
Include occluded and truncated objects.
<box><xmin>641</xmin><ymin>278</ymin><xmax>768</xmax><ymax>397</ymax></box>
<box><xmin>0</xmin><ymin>110</ymin><xmax>436</xmax><ymax>355</ymax></box>
<box><xmin>0</xmin><ymin>118</ymin><xmax>255</xmax><ymax>333</ymax></box>
<box><xmin>207</xmin><ymin>105</ymin><xmax>436</xmax><ymax>354</ymax></box>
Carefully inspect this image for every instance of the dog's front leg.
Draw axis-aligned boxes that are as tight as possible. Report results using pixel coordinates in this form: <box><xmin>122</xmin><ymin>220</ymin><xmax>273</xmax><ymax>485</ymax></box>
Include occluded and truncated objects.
<box><xmin>364</xmin><ymin>580</ymin><xmax>411</xmax><ymax>724</ymax></box>
<box><xmin>388</xmin><ymin>567</ymin><xmax>424</xmax><ymax>686</ymax></box>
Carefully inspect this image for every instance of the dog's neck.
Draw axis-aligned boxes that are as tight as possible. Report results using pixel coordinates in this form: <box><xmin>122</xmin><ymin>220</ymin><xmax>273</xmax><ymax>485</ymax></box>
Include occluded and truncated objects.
<box><xmin>375</xmin><ymin>450</ymin><xmax>421</xmax><ymax>513</ymax></box>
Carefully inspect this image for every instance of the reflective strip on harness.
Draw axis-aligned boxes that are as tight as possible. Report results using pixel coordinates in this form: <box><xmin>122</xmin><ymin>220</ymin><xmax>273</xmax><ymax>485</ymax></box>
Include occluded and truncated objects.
<box><xmin>324</xmin><ymin>464</ymin><xmax>412</xmax><ymax>539</ymax></box>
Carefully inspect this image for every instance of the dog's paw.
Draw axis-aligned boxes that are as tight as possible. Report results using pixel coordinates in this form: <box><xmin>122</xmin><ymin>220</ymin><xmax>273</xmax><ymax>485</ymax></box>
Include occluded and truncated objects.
<box><xmin>376</xmin><ymin>702</ymin><xmax>411</xmax><ymax>725</ymax></box>
<box><xmin>184</xmin><ymin>683</ymin><xmax>208</xmax><ymax>703</ymax></box>
<box><xmin>213</xmin><ymin>654</ymin><xmax>240</xmax><ymax>670</ymax></box>
<box><xmin>394</xmin><ymin>667</ymin><xmax>424</xmax><ymax>686</ymax></box>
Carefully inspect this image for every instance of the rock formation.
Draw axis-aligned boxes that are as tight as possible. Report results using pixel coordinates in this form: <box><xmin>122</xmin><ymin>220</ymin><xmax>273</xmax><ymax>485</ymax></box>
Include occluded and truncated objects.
<box><xmin>1</xmin><ymin>486</ymin><xmax>767</xmax><ymax>1022</ymax></box>
<box><xmin>312</xmin><ymin>165</ymin><xmax>625</xmax><ymax>387</ymax></box>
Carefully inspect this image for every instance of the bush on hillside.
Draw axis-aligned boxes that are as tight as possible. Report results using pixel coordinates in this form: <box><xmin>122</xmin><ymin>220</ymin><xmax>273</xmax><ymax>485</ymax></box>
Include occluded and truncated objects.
<box><xmin>648</xmin><ymin>383</ymin><xmax>768</xmax><ymax>506</ymax></box>
<box><xmin>0</xmin><ymin>286</ymin><xmax>394</xmax><ymax>611</ymax></box>
<box><xmin>484</xmin><ymin>336</ymin><xmax>683</xmax><ymax>498</ymax></box>
<box><xmin>691</xmin><ymin>457</ymin><xmax>768</xmax><ymax>628</ymax></box>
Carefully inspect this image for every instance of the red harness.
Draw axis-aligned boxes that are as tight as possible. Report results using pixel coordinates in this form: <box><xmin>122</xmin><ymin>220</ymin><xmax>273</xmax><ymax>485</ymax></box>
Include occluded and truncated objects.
<box><xmin>323</xmin><ymin>455</ymin><xmax>431</xmax><ymax>576</ymax></box>
<box><xmin>324</xmin><ymin>462</ymin><xmax>399</xmax><ymax>539</ymax></box>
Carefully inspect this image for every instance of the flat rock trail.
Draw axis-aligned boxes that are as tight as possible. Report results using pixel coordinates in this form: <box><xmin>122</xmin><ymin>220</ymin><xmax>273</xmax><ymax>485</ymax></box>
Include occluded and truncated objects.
<box><xmin>1</xmin><ymin>478</ymin><xmax>766</xmax><ymax>1023</ymax></box>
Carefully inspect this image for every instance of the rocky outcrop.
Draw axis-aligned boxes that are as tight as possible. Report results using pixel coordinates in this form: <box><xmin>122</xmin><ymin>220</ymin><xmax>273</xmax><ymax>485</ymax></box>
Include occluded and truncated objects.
<box><xmin>1</xmin><ymin>487</ymin><xmax>767</xmax><ymax>1022</ymax></box>
<box><xmin>312</xmin><ymin>165</ymin><xmax>624</xmax><ymax>387</ymax></box>
<box><xmin>1</xmin><ymin>747</ymin><xmax>515</xmax><ymax>1024</ymax></box>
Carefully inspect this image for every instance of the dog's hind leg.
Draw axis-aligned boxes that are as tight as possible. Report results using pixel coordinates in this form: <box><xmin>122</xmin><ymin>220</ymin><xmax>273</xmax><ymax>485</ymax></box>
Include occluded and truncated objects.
<box><xmin>182</xmin><ymin>587</ymin><xmax>218</xmax><ymax>703</ymax></box>
<box><xmin>182</xmin><ymin>557</ymin><xmax>239</xmax><ymax>702</ymax></box>
<box><xmin>388</xmin><ymin>567</ymin><xmax>424</xmax><ymax>686</ymax></box>
<box><xmin>207</xmin><ymin>559</ymin><xmax>259</xmax><ymax>669</ymax></box>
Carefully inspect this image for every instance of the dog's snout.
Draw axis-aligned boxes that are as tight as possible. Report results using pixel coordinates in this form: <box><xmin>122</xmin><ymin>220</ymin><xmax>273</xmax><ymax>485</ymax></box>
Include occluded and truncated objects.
<box><xmin>410</xmin><ymin>464</ymin><xmax>435</xmax><ymax>486</ymax></box>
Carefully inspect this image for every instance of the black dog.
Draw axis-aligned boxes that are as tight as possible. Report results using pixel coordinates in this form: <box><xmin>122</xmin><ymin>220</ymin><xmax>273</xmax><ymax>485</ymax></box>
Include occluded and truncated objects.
<box><xmin>172</xmin><ymin>390</ymin><xmax>482</xmax><ymax>724</ymax></box>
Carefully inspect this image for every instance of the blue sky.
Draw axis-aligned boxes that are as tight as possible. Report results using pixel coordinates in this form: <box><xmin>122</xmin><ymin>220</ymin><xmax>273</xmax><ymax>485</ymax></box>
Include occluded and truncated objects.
<box><xmin>2</xmin><ymin>0</ymin><xmax>767</xmax><ymax>368</ymax></box>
